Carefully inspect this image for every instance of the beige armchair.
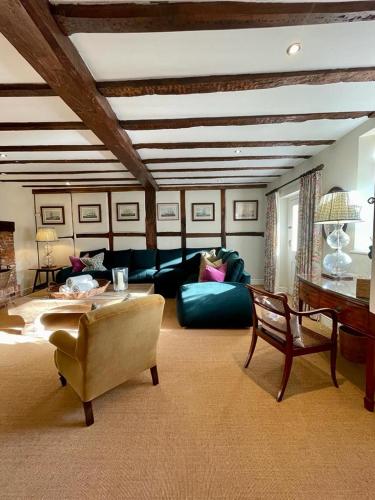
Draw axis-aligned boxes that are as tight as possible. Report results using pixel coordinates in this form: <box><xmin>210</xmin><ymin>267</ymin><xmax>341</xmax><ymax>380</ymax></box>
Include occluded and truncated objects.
<box><xmin>49</xmin><ymin>294</ymin><xmax>165</xmax><ymax>426</ymax></box>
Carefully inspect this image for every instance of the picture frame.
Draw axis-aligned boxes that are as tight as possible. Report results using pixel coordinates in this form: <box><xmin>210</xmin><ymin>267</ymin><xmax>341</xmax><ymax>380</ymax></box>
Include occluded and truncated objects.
<box><xmin>157</xmin><ymin>203</ymin><xmax>179</xmax><ymax>221</ymax></box>
<box><xmin>78</xmin><ymin>204</ymin><xmax>102</xmax><ymax>223</ymax></box>
<box><xmin>192</xmin><ymin>203</ymin><xmax>215</xmax><ymax>221</ymax></box>
<box><xmin>116</xmin><ymin>202</ymin><xmax>140</xmax><ymax>221</ymax></box>
<box><xmin>233</xmin><ymin>200</ymin><xmax>259</xmax><ymax>221</ymax></box>
<box><xmin>40</xmin><ymin>206</ymin><xmax>65</xmax><ymax>225</ymax></box>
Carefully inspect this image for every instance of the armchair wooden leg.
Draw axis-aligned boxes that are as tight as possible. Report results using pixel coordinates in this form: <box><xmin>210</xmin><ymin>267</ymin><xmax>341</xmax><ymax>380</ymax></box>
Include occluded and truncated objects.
<box><xmin>83</xmin><ymin>401</ymin><xmax>94</xmax><ymax>426</ymax></box>
<box><xmin>58</xmin><ymin>373</ymin><xmax>67</xmax><ymax>387</ymax></box>
<box><xmin>330</xmin><ymin>344</ymin><xmax>339</xmax><ymax>388</ymax></box>
<box><xmin>150</xmin><ymin>365</ymin><xmax>159</xmax><ymax>386</ymax></box>
<box><xmin>277</xmin><ymin>354</ymin><xmax>293</xmax><ymax>402</ymax></box>
<box><xmin>244</xmin><ymin>331</ymin><xmax>258</xmax><ymax>368</ymax></box>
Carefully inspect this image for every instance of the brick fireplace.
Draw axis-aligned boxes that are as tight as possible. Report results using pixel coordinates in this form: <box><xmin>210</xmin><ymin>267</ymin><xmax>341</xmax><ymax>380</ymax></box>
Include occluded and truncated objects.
<box><xmin>0</xmin><ymin>221</ymin><xmax>20</xmax><ymax>305</ymax></box>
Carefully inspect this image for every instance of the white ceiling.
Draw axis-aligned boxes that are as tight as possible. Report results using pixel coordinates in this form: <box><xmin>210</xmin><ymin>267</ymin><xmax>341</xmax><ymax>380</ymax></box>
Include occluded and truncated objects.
<box><xmin>70</xmin><ymin>22</ymin><xmax>375</xmax><ymax>80</ymax></box>
<box><xmin>0</xmin><ymin>130</ymin><xmax>102</xmax><ymax>146</ymax></box>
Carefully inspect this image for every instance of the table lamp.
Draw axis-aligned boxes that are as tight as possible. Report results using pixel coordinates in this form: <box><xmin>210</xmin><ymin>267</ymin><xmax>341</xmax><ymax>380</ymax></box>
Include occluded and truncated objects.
<box><xmin>35</xmin><ymin>227</ymin><xmax>58</xmax><ymax>268</ymax></box>
<box><xmin>315</xmin><ymin>191</ymin><xmax>362</xmax><ymax>280</ymax></box>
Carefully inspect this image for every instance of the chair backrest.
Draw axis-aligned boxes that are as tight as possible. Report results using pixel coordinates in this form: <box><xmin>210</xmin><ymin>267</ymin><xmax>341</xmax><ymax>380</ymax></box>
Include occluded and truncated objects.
<box><xmin>247</xmin><ymin>286</ymin><xmax>293</xmax><ymax>344</ymax></box>
<box><xmin>76</xmin><ymin>294</ymin><xmax>165</xmax><ymax>378</ymax></box>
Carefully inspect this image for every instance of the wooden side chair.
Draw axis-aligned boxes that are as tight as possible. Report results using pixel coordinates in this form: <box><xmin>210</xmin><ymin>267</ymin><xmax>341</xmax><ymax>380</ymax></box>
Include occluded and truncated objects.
<box><xmin>244</xmin><ymin>285</ymin><xmax>339</xmax><ymax>402</ymax></box>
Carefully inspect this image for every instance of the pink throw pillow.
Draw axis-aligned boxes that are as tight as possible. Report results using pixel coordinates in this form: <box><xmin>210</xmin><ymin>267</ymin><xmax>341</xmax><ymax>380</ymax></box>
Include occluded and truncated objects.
<box><xmin>201</xmin><ymin>263</ymin><xmax>227</xmax><ymax>282</ymax></box>
<box><xmin>69</xmin><ymin>255</ymin><xmax>86</xmax><ymax>273</ymax></box>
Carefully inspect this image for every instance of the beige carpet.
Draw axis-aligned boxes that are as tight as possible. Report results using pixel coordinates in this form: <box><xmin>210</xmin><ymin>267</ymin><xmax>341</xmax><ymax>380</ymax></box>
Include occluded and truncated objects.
<box><xmin>0</xmin><ymin>298</ymin><xmax>374</xmax><ymax>499</ymax></box>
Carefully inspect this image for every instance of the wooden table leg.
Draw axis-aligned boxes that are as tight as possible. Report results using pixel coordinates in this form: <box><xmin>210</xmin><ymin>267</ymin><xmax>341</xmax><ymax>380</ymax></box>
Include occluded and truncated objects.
<box><xmin>32</xmin><ymin>270</ymin><xmax>39</xmax><ymax>293</ymax></box>
<box><xmin>364</xmin><ymin>337</ymin><xmax>375</xmax><ymax>412</ymax></box>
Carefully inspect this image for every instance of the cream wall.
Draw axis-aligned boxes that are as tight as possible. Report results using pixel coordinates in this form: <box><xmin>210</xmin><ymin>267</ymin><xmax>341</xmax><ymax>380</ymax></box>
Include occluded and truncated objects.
<box><xmin>0</xmin><ymin>184</ymin><xmax>38</xmax><ymax>293</ymax></box>
<box><xmin>268</xmin><ymin>118</ymin><xmax>375</xmax><ymax>280</ymax></box>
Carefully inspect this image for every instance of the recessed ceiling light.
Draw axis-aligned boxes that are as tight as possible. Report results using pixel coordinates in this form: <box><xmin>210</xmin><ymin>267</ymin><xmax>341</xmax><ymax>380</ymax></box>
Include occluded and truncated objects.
<box><xmin>0</xmin><ymin>153</ymin><xmax>7</xmax><ymax>158</ymax></box>
<box><xmin>235</xmin><ymin>149</ymin><xmax>241</xmax><ymax>154</ymax></box>
<box><xmin>286</xmin><ymin>43</ymin><xmax>301</xmax><ymax>56</ymax></box>
<box><xmin>66</xmin><ymin>182</ymin><xmax>71</xmax><ymax>186</ymax></box>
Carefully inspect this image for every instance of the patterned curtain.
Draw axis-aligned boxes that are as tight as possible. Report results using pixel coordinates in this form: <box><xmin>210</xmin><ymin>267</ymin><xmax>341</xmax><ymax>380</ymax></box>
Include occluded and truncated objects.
<box><xmin>264</xmin><ymin>192</ymin><xmax>278</xmax><ymax>292</ymax></box>
<box><xmin>293</xmin><ymin>170</ymin><xmax>322</xmax><ymax>307</ymax></box>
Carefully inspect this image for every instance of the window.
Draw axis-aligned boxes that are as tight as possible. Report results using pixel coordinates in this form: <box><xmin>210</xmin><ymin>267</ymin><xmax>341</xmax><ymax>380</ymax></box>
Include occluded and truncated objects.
<box><xmin>356</xmin><ymin>134</ymin><xmax>375</xmax><ymax>253</ymax></box>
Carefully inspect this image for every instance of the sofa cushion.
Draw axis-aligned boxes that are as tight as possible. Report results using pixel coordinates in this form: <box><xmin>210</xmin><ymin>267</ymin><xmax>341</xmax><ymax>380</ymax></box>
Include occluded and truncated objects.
<box><xmin>198</xmin><ymin>255</ymin><xmax>223</xmax><ymax>281</ymax></box>
<box><xmin>131</xmin><ymin>249</ymin><xmax>157</xmax><ymax>270</ymax></box>
<box><xmin>105</xmin><ymin>249</ymin><xmax>132</xmax><ymax>269</ymax></box>
<box><xmin>128</xmin><ymin>268</ymin><xmax>157</xmax><ymax>283</ymax></box>
<box><xmin>69</xmin><ymin>255</ymin><xmax>86</xmax><ymax>273</ymax></box>
<box><xmin>81</xmin><ymin>252</ymin><xmax>107</xmax><ymax>272</ymax></box>
<box><xmin>158</xmin><ymin>248</ymin><xmax>183</xmax><ymax>269</ymax></box>
<box><xmin>177</xmin><ymin>282</ymin><xmax>252</xmax><ymax>328</ymax></box>
<box><xmin>200</xmin><ymin>262</ymin><xmax>227</xmax><ymax>282</ymax></box>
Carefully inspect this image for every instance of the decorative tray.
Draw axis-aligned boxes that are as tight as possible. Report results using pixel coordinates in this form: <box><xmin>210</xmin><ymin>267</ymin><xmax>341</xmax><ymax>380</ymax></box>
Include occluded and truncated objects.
<box><xmin>48</xmin><ymin>279</ymin><xmax>110</xmax><ymax>299</ymax></box>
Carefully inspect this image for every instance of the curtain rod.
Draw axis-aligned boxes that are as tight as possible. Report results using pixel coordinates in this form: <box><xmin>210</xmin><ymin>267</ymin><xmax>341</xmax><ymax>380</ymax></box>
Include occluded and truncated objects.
<box><xmin>265</xmin><ymin>164</ymin><xmax>324</xmax><ymax>196</ymax></box>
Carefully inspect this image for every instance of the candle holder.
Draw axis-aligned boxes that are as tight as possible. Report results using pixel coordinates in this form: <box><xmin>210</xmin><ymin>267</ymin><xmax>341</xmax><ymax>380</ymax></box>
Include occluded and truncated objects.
<box><xmin>112</xmin><ymin>267</ymin><xmax>128</xmax><ymax>292</ymax></box>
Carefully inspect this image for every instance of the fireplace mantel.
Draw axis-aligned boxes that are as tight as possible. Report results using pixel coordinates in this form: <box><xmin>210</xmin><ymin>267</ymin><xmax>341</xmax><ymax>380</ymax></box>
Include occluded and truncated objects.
<box><xmin>0</xmin><ymin>221</ymin><xmax>15</xmax><ymax>233</ymax></box>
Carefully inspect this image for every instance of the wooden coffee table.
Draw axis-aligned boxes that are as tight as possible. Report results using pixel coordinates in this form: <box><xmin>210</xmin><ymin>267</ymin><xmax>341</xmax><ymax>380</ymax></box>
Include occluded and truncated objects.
<box><xmin>7</xmin><ymin>283</ymin><xmax>154</xmax><ymax>336</ymax></box>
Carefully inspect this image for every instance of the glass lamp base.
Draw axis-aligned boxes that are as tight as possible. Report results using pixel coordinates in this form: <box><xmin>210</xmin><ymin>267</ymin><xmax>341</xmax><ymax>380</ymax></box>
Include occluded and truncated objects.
<box><xmin>323</xmin><ymin>249</ymin><xmax>352</xmax><ymax>279</ymax></box>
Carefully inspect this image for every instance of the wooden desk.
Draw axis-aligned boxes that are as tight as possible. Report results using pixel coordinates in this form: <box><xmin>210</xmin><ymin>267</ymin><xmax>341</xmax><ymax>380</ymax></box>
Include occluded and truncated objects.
<box><xmin>298</xmin><ymin>275</ymin><xmax>375</xmax><ymax>412</ymax></box>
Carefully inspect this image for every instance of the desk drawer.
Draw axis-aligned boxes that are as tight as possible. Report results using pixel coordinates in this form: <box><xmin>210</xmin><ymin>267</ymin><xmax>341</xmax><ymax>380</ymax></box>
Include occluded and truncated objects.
<box><xmin>299</xmin><ymin>283</ymin><xmax>320</xmax><ymax>308</ymax></box>
<box><xmin>319</xmin><ymin>294</ymin><xmax>369</xmax><ymax>333</ymax></box>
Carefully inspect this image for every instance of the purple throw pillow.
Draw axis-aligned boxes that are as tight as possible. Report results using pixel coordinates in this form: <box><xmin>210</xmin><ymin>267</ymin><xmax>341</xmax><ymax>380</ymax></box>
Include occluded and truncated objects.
<box><xmin>69</xmin><ymin>255</ymin><xmax>86</xmax><ymax>273</ymax></box>
<box><xmin>201</xmin><ymin>263</ymin><xmax>227</xmax><ymax>282</ymax></box>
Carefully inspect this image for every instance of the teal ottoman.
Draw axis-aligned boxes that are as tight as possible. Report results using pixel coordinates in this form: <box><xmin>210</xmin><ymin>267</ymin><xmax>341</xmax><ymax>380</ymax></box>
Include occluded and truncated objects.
<box><xmin>177</xmin><ymin>282</ymin><xmax>252</xmax><ymax>328</ymax></box>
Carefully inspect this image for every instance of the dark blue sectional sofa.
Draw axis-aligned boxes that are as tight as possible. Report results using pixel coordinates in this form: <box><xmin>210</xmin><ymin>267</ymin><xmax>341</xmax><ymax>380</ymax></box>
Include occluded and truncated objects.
<box><xmin>56</xmin><ymin>246</ymin><xmax>251</xmax><ymax>299</ymax></box>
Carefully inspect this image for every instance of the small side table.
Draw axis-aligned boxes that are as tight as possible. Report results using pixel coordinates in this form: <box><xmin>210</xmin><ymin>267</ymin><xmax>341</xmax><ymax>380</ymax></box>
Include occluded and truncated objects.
<box><xmin>29</xmin><ymin>266</ymin><xmax>63</xmax><ymax>293</ymax></box>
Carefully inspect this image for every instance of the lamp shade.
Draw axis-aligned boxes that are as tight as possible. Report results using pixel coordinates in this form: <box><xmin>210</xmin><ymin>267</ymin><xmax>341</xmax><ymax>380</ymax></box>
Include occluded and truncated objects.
<box><xmin>315</xmin><ymin>191</ymin><xmax>362</xmax><ymax>224</ymax></box>
<box><xmin>35</xmin><ymin>227</ymin><xmax>58</xmax><ymax>242</ymax></box>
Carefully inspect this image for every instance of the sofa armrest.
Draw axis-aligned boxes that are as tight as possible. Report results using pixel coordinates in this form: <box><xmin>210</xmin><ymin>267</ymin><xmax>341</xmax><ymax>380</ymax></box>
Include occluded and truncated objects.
<box><xmin>239</xmin><ymin>271</ymin><xmax>251</xmax><ymax>285</ymax></box>
<box><xmin>49</xmin><ymin>330</ymin><xmax>77</xmax><ymax>359</ymax></box>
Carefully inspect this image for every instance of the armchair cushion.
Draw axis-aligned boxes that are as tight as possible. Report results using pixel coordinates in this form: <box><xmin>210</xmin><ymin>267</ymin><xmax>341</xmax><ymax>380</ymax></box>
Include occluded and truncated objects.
<box><xmin>49</xmin><ymin>330</ymin><xmax>78</xmax><ymax>359</ymax></box>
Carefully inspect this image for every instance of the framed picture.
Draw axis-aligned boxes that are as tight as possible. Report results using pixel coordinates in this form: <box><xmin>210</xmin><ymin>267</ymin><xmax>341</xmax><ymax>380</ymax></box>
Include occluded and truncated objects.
<box><xmin>233</xmin><ymin>200</ymin><xmax>259</xmax><ymax>221</ymax></box>
<box><xmin>116</xmin><ymin>202</ymin><xmax>140</xmax><ymax>221</ymax></box>
<box><xmin>40</xmin><ymin>206</ymin><xmax>65</xmax><ymax>225</ymax></box>
<box><xmin>192</xmin><ymin>203</ymin><xmax>215</xmax><ymax>221</ymax></box>
<box><xmin>157</xmin><ymin>203</ymin><xmax>179</xmax><ymax>221</ymax></box>
<box><xmin>78</xmin><ymin>204</ymin><xmax>102</xmax><ymax>223</ymax></box>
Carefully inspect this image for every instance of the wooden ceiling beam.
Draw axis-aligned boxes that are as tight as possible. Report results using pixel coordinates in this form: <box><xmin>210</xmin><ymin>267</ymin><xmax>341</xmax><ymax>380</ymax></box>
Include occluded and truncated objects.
<box><xmin>9</xmin><ymin>174</ymin><xmax>278</xmax><ymax>182</ymax></box>
<box><xmin>29</xmin><ymin>184</ymin><xmax>268</xmax><ymax>192</ymax></box>
<box><xmin>51</xmin><ymin>2</ymin><xmax>375</xmax><ymax>34</ymax></box>
<box><xmin>97</xmin><ymin>68</ymin><xmax>375</xmax><ymax>96</ymax></box>
<box><xmin>0</xmin><ymin>159</ymin><xmax>120</xmax><ymax>165</ymax></box>
<box><xmin>134</xmin><ymin>140</ymin><xmax>335</xmax><ymax>149</ymax></box>
<box><xmin>0</xmin><ymin>145</ymin><xmax>108</xmax><ymax>152</ymax></box>
<box><xmin>145</xmin><ymin>155</ymin><xmax>310</xmax><ymax>163</ymax></box>
<box><xmin>0</xmin><ymin>170</ymin><xmax>128</xmax><ymax>175</ymax></box>
<box><xmin>149</xmin><ymin>166</ymin><xmax>293</xmax><ymax>172</ymax></box>
<box><xmin>0</xmin><ymin>122</ymin><xmax>87</xmax><ymax>131</ymax></box>
<box><xmin>0</xmin><ymin>1</ymin><xmax>157</xmax><ymax>189</ymax></box>
<box><xmin>3</xmin><ymin>67</ymin><xmax>375</xmax><ymax>97</ymax></box>
<box><xmin>121</xmin><ymin>111</ymin><xmax>371</xmax><ymax>130</ymax></box>
<box><xmin>1</xmin><ymin>177</ymin><xmax>137</xmax><ymax>183</ymax></box>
